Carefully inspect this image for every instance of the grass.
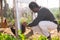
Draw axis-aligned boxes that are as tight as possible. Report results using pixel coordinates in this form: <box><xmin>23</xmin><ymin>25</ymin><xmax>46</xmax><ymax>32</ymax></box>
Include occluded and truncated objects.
<box><xmin>0</xmin><ymin>32</ymin><xmax>60</xmax><ymax>40</ymax></box>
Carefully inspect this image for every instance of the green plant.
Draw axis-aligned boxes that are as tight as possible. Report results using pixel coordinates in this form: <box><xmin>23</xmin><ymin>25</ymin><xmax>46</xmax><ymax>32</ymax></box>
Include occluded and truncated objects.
<box><xmin>38</xmin><ymin>35</ymin><xmax>60</xmax><ymax>40</ymax></box>
<box><xmin>57</xmin><ymin>20</ymin><xmax>60</xmax><ymax>25</ymax></box>
<box><xmin>52</xmin><ymin>36</ymin><xmax>60</xmax><ymax>40</ymax></box>
<box><xmin>38</xmin><ymin>35</ymin><xmax>47</xmax><ymax>40</ymax></box>
<box><xmin>20</xmin><ymin>17</ymin><xmax>28</xmax><ymax>24</ymax></box>
<box><xmin>0</xmin><ymin>30</ymin><xmax>26</xmax><ymax>40</ymax></box>
<box><xmin>0</xmin><ymin>33</ymin><xmax>17</xmax><ymax>40</ymax></box>
<box><xmin>18</xmin><ymin>30</ymin><xmax>26</xmax><ymax>40</ymax></box>
<box><xmin>11</xmin><ymin>19</ymin><xmax>15</xmax><ymax>25</ymax></box>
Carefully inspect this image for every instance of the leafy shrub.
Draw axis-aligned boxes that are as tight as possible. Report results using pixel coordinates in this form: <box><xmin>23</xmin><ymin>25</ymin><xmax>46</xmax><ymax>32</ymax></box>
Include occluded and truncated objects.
<box><xmin>20</xmin><ymin>17</ymin><xmax>28</xmax><ymax>24</ymax></box>
<box><xmin>38</xmin><ymin>35</ymin><xmax>60</xmax><ymax>40</ymax></box>
<box><xmin>38</xmin><ymin>35</ymin><xmax>47</xmax><ymax>40</ymax></box>
<box><xmin>0</xmin><ymin>33</ymin><xmax>17</xmax><ymax>40</ymax></box>
<box><xmin>57</xmin><ymin>20</ymin><xmax>60</xmax><ymax>25</ymax></box>
<box><xmin>52</xmin><ymin>36</ymin><xmax>59</xmax><ymax>40</ymax></box>
<box><xmin>18</xmin><ymin>30</ymin><xmax>26</xmax><ymax>40</ymax></box>
<box><xmin>20</xmin><ymin>16</ymin><xmax>32</xmax><ymax>24</ymax></box>
<box><xmin>0</xmin><ymin>30</ymin><xmax>26</xmax><ymax>40</ymax></box>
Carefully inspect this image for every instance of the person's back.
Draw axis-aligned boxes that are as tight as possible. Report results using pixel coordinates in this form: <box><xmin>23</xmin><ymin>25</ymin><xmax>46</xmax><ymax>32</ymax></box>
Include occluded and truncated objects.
<box><xmin>38</xmin><ymin>7</ymin><xmax>55</xmax><ymax>21</ymax></box>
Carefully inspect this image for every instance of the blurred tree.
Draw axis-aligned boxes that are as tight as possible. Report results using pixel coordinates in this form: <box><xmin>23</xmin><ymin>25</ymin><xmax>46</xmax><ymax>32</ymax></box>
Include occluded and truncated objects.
<box><xmin>3</xmin><ymin>0</ymin><xmax>14</xmax><ymax>21</ymax></box>
<box><xmin>50</xmin><ymin>8</ymin><xmax>60</xmax><ymax>20</ymax></box>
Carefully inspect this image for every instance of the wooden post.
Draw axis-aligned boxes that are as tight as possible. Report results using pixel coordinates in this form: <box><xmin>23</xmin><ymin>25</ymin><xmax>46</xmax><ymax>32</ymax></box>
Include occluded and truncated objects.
<box><xmin>13</xmin><ymin>0</ymin><xmax>18</xmax><ymax>38</ymax></box>
<box><xmin>59</xmin><ymin>0</ymin><xmax>60</xmax><ymax>13</ymax></box>
<box><xmin>14</xmin><ymin>0</ymin><xmax>21</xmax><ymax>38</ymax></box>
<box><xmin>0</xmin><ymin>0</ymin><xmax>2</xmax><ymax>17</ymax></box>
<box><xmin>59</xmin><ymin>0</ymin><xmax>60</xmax><ymax>19</ymax></box>
<box><xmin>0</xmin><ymin>0</ymin><xmax>3</xmax><ymax>28</ymax></box>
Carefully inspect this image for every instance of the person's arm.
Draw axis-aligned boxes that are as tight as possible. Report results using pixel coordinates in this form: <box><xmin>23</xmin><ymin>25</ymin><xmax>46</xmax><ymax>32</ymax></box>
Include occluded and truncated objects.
<box><xmin>27</xmin><ymin>15</ymin><xmax>40</xmax><ymax>27</ymax></box>
<box><xmin>28</xmin><ymin>8</ymin><xmax>46</xmax><ymax>27</ymax></box>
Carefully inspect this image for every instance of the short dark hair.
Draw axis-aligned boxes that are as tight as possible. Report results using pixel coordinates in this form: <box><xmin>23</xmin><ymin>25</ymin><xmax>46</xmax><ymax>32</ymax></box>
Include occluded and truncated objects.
<box><xmin>29</xmin><ymin>2</ymin><xmax>39</xmax><ymax>10</ymax></box>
